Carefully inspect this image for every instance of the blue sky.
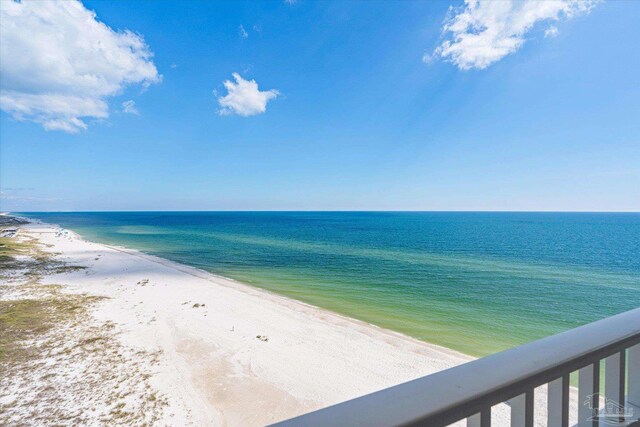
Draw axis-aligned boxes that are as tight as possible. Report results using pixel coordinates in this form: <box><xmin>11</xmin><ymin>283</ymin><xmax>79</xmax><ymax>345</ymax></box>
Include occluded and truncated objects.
<box><xmin>1</xmin><ymin>0</ymin><xmax>638</xmax><ymax>211</ymax></box>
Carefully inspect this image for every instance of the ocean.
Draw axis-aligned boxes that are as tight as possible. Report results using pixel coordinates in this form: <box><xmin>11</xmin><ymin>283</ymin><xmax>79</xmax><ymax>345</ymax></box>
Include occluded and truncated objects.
<box><xmin>20</xmin><ymin>211</ymin><xmax>640</xmax><ymax>356</ymax></box>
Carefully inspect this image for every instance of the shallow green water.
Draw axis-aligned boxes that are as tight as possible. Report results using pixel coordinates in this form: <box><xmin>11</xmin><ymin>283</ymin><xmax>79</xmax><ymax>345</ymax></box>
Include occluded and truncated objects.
<box><xmin>22</xmin><ymin>211</ymin><xmax>640</xmax><ymax>356</ymax></box>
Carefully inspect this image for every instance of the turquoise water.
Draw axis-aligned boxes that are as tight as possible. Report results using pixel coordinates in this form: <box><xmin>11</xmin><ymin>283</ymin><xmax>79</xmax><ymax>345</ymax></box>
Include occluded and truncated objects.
<box><xmin>21</xmin><ymin>212</ymin><xmax>640</xmax><ymax>356</ymax></box>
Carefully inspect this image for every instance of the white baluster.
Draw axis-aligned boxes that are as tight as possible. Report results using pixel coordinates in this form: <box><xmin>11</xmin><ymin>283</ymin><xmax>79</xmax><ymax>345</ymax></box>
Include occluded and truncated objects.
<box><xmin>548</xmin><ymin>377</ymin><xmax>563</xmax><ymax>426</ymax></box>
<box><xmin>578</xmin><ymin>364</ymin><xmax>597</xmax><ymax>427</ymax></box>
<box><xmin>604</xmin><ymin>352</ymin><xmax>626</xmax><ymax>425</ymax></box>
<box><xmin>467</xmin><ymin>410</ymin><xmax>491</xmax><ymax>427</ymax></box>
<box><xmin>509</xmin><ymin>394</ymin><xmax>526</xmax><ymax>427</ymax></box>
<box><xmin>467</xmin><ymin>413</ymin><xmax>481</xmax><ymax>427</ymax></box>
<box><xmin>605</xmin><ymin>353</ymin><xmax>622</xmax><ymax>405</ymax></box>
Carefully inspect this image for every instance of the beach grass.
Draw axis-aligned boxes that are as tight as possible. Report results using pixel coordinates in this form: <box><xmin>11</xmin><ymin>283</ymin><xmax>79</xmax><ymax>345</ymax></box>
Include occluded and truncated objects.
<box><xmin>0</xmin><ymin>228</ymin><xmax>97</xmax><ymax>363</ymax></box>
<box><xmin>0</xmin><ymin>224</ymin><xmax>168</xmax><ymax>425</ymax></box>
<box><xmin>0</xmin><ymin>236</ymin><xmax>32</xmax><ymax>264</ymax></box>
<box><xmin>0</xmin><ymin>293</ymin><xmax>104</xmax><ymax>362</ymax></box>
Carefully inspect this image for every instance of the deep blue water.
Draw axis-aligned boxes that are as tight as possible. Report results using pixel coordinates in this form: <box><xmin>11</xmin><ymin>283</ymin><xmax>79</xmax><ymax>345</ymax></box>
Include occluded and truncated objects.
<box><xmin>21</xmin><ymin>211</ymin><xmax>640</xmax><ymax>356</ymax></box>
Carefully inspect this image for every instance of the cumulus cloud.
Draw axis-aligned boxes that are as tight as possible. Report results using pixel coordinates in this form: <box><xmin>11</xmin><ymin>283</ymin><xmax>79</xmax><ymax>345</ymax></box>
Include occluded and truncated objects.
<box><xmin>429</xmin><ymin>0</ymin><xmax>599</xmax><ymax>70</ymax></box>
<box><xmin>217</xmin><ymin>73</ymin><xmax>279</xmax><ymax>117</ymax></box>
<box><xmin>0</xmin><ymin>0</ymin><xmax>160</xmax><ymax>133</ymax></box>
<box><xmin>122</xmin><ymin>100</ymin><xmax>139</xmax><ymax>115</ymax></box>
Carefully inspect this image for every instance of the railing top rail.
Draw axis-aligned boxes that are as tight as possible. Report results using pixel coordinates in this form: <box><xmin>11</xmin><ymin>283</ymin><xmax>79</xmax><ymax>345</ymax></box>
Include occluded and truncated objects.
<box><xmin>271</xmin><ymin>307</ymin><xmax>640</xmax><ymax>427</ymax></box>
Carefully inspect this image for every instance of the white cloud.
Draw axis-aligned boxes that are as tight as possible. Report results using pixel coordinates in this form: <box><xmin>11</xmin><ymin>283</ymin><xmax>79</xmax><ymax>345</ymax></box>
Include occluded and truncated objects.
<box><xmin>239</xmin><ymin>25</ymin><xmax>249</xmax><ymax>39</ymax></box>
<box><xmin>217</xmin><ymin>73</ymin><xmax>279</xmax><ymax>117</ymax></box>
<box><xmin>0</xmin><ymin>0</ymin><xmax>160</xmax><ymax>133</ymax></box>
<box><xmin>429</xmin><ymin>0</ymin><xmax>599</xmax><ymax>70</ymax></box>
<box><xmin>545</xmin><ymin>26</ymin><xmax>559</xmax><ymax>37</ymax></box>
<box><xmin>122</xmin><ymin>100</ymin><xmax>139</xmax><ymax>115</ymax></box>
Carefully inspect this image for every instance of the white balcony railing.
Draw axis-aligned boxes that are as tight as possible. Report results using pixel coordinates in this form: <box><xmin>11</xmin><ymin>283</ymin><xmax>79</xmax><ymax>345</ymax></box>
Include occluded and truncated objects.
<box><xmin>273</xmin><ymin>307</ymin><xmax>640</xmax><ymax>427</ymax></box>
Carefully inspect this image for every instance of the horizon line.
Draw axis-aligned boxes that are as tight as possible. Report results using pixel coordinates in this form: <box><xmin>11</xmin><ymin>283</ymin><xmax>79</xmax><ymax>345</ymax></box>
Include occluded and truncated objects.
<box><xmin>8</xmin><ymin>210</ymin><xmax>640</xmax><ymax>214</ymax></box>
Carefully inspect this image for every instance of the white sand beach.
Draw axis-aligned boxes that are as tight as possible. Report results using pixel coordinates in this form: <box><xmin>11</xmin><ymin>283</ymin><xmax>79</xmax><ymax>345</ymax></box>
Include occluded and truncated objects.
<box><xmin>1</xmin><ymin>220</ymin><xmax>578</xmax><ymax>426</ymax></box>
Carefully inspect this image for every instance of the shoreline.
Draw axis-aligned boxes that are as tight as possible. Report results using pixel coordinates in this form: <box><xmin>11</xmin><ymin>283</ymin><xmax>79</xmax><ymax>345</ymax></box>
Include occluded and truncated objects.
<box><xmin>2</xmin><ymin>217</ymin><xmax>576</xmax><ymax>425</ymax></box>
<box><xmin>4</xmin><ymin>218</ymin><xmax>475</xmax><ymax>425</ymax></box>
<box><xmin>92</xmin><ymin>236</ymin><xmax>471</xmax><ymax>361</ymax></box>
<box><xmin>22</xmin><ymin>215</ymin><xmax>469</xmax><ymax>360</ymax></box>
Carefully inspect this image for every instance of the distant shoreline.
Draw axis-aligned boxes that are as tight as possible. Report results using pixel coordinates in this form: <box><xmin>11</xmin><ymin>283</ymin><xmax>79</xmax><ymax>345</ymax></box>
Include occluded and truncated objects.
<box><xmin>11</xmin><ymin>210</ymin><xmax>640</xmax><ymax>214</ymax></box>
